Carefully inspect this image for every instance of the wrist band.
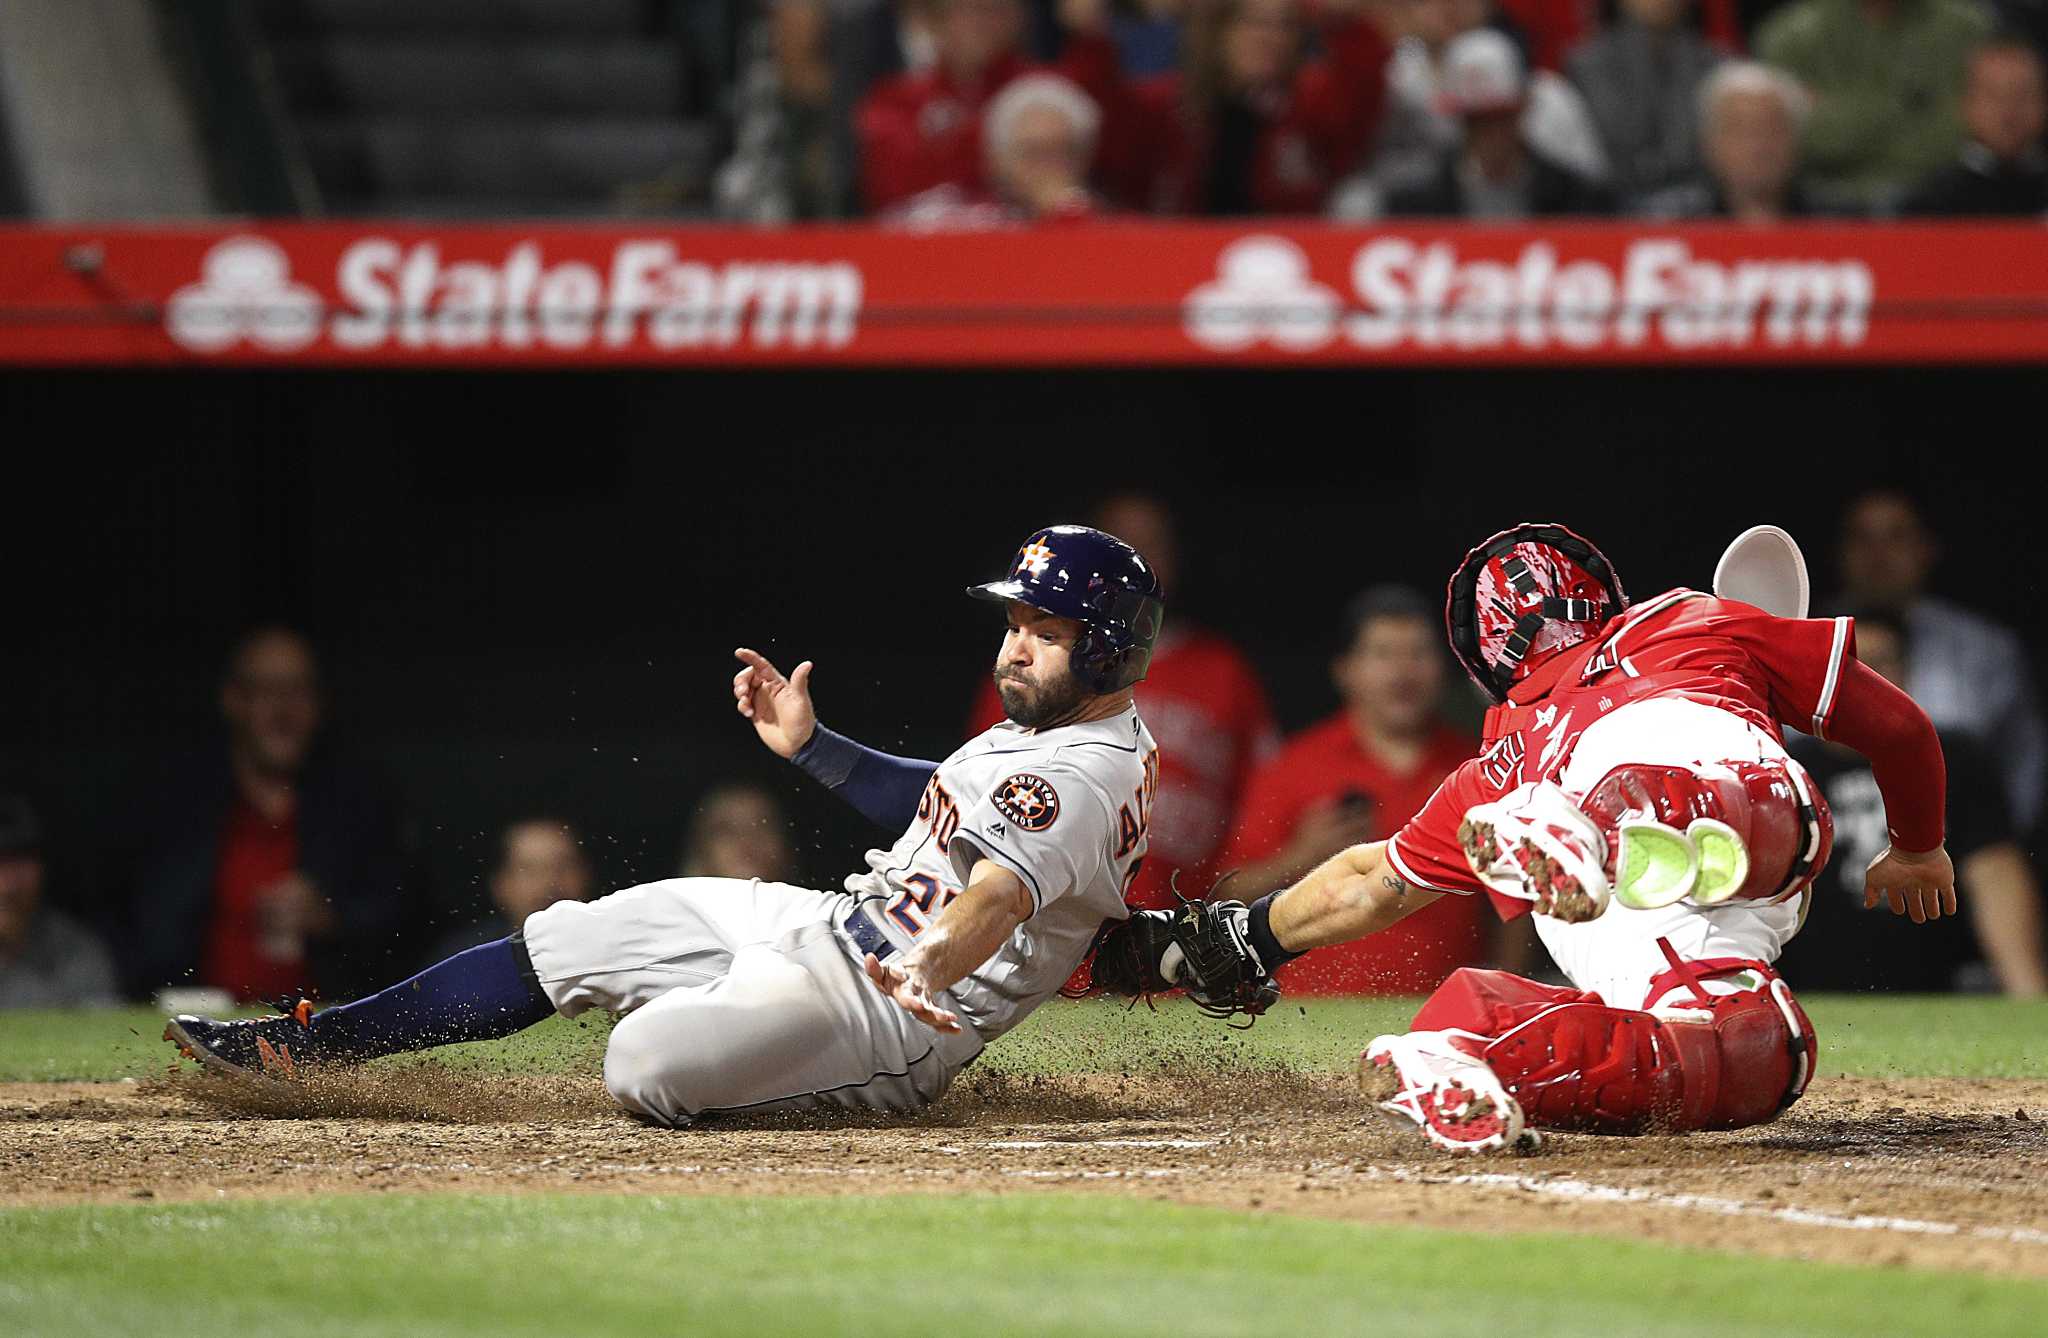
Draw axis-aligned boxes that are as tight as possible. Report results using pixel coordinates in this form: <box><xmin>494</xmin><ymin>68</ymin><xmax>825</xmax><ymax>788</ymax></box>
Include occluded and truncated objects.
<box><xmin>1246</xmin><ymin>892</ymin><xmax>1307</xmax><ymax>971</ymax></box>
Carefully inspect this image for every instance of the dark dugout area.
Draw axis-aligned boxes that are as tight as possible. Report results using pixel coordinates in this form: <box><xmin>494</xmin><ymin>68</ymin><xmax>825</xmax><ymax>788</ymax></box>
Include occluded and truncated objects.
<box><xmin>4</xmin><ymin>363</ymin><xmax>2035</xmax><ymax>969</ymax></box>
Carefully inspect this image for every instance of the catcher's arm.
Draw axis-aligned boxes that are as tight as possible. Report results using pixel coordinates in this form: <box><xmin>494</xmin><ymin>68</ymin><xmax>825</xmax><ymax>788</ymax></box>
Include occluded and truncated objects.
<box><xmin>1265</xmin><ymin>841</ymin><xmax>1440</xmax><ymax>950</ymax></box>
<box><xmin>1087</xmin><ymin>843</ymin><xmax>1439</xmax><ymax>1023</ymax></box>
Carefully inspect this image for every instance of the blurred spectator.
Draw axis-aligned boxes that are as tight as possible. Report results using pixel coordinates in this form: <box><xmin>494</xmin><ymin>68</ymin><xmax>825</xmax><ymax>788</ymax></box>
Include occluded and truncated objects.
<box><xmin>0</xmin><ymin>795</ymin><xmax>119</xmax><ymax>1008</ymax></box>
<box><xmin>1837</xmin><ymin>489</ymin><xmax>2046</xmax><ymax>829</ymax></box>
<box><xmin>125</xmin><ymin>627</ymin><xmax>409</xmax><ymax>1003</ymax></box>
<box><xmin>1640</xmin><ymin>60</ymin><xmax>1820</xmax><ymax>219</ymax></box>
<box><xmin>1356</xmin><ymin>0</ymin><xmax>1608</xmax><ymax>206</ymax></box>
<box><xmin>885</xmin><ymin>73</ymin><xmax>1105</xmax><ymax>225</ymax></box>
<box><xmin>856</xmin><ymin>0</ymin><xmax>1121</xmax><ymax>211</ymax></box>
<box><xmin>681</xmin><ymin>785</ymin><xmax>799</xmax><ymax>882</ymax></box>
<box><xmin>969</xmin><ymin>494</ymin><xmax>1276</xmax><ymax>909</ymax></box>
<box><xmin>1115</xmin><ymin>0</ymin><xmax>1190</xmax><ymax>76</ymax></box>
<box><xmin>1900</xmin><ymin>36</ymin><xmax>2048</xmax><ymax>215</ymax></box>
<box><xmin>1366</xmin><ymin>29</ymin><xmax>1614</xmax><ymax>216</ymax></box>
<box><xmin>1497</xmin><ymin>0</ymin><xmax>1738</xmax><ymax>73</ymax></box>
<box><xmin>1113</xmin><ymin>0</ymin><xmax>1390</xmax><ymax>213</ymax></box>
<box><xmin>717</xmin><ymin>0</ymin><xmax>858</xmax><ymax>222</ymax></box>
<box><xmin>1565</xmin><ymin>0</ymin><xmax>1725</xmax><ymax>205</ymax></box>
<box><xmin>1218</xmin><ymin>587</ymin><xmax>1496</xmax><ymax>994</ymax></box>
<box><xmin>429</xmin><ymin>819</ymin><xmax>593</xmax><ymax>962</ymax></box>
<box><xmin>1756</xmin><ymin>0</ymin><xmax>1992</xmax><ymax>211</ymax></box>
<box><xmin>1782</xmin><ymin>609</ymin><xmax>2047</xmax><ymax>994</ymax></box>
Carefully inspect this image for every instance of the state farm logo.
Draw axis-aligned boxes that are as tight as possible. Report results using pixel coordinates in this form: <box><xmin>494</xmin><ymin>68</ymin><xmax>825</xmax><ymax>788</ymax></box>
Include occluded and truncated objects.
<box><xmin>1183</xmin><ymin>236</ymin><xmax>1874</xmax><ymax>353</ymax></box>
<box><xmin>165</xmin><ymin>236</ymin><xmax>862</xmax><ymax>354</ymax></box>
<box><xmin>166</xmin><ymin>236</ymin><xmax>322</xmax><ymax>351</ymax></box>
<box><xmin>1184</xmin><ymin>237</ymin><xmax>1340</xmax><ymax>351</ymax></box>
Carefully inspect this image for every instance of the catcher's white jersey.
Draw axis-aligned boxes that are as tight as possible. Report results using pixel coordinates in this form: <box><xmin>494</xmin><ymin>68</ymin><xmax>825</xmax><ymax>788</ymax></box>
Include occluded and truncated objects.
<box><xmin>845</xmin><ymin>704</ymin><xmax>1159</xmax><ymax>1039</ymax></box>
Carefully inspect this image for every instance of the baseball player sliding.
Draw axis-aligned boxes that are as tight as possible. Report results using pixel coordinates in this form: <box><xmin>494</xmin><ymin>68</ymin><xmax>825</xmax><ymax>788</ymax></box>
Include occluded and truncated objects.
<box><xmin>1099</xmin><ymin>522</ymin><xmax>1953</xmax><ymax>1152</ymax></box>
<box><xmin>167</xmin><ymin>526</ymin><xmax>1162</xmax><ymax>1126</ymax></box>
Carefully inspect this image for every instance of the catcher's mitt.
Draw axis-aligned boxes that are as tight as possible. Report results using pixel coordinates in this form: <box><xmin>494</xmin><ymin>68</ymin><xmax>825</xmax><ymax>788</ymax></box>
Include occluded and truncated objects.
<box><xmin>1085</xmin><ymin>895</ymin><xmax>1281</xmax><ymax>1026</ymax></box>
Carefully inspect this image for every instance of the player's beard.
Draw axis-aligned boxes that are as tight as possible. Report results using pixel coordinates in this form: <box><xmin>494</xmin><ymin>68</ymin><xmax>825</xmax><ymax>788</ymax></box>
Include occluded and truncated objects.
<box><xmin>995</xmin><ymin>665</ymin><xmax>1089</xmax><ymax>730</ymax></box>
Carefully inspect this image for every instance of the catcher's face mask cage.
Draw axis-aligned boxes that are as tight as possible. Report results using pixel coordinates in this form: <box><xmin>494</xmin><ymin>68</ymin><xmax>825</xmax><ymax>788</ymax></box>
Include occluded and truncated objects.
<box><xmin>1445</xmin><ymin>523</ymin><xmax>1628</xmax><ymax>703</ymax></box>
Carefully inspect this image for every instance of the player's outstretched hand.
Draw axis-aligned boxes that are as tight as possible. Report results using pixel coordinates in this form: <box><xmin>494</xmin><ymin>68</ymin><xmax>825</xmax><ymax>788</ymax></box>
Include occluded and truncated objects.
<box><xmin>733</xmin><ymin>647</ymin><xmax>817</xmax><ymax>759</ymax></box>
<box><xmin>863</xmin><ymin>953</ymin><xmax>962</xmax><ymax>1034</ymax></box>
<box><xmin>1863</xmin><ymin>843</ymin><xmax>1958</xmax><ymax>924</ymax></box>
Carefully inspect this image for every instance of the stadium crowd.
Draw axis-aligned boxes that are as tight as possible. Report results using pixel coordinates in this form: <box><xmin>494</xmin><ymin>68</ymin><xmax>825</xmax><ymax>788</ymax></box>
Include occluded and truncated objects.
<box><xmin>2</xmin><ymin>487</ymin><xmax>2043</xmax><ymax>1009</ymax></box>
<box><xmin>713</xmin><ymin>0</ymin><xmax>2048</xmax><ymax>225</ymax></box>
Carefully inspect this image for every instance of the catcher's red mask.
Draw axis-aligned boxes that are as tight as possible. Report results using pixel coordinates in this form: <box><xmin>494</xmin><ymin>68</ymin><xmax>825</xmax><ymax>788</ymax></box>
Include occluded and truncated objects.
<box><xmin>1446</xmin><ymin>523</ymin><xmax>1627</xmax><ymax>702</ymax></box>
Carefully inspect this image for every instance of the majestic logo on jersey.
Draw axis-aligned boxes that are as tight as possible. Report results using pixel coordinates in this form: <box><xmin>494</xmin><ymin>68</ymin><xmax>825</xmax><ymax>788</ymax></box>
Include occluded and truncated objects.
<box><xmin>992</xmin><ymin>773</ymin><xmax>1060</xmax><ymax>831</ymax></box>
<box><xmin>1017</xmin><ymin>539</ymin><xmax>1055</xmax><ymax>577</ymax></box>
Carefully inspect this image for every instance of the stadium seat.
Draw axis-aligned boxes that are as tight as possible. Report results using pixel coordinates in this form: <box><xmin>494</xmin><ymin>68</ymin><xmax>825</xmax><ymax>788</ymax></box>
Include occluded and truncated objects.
<box><xmin>249</xmin><ymin>0</ymin><xmax>722</xmax><ymax>217</ymax></box>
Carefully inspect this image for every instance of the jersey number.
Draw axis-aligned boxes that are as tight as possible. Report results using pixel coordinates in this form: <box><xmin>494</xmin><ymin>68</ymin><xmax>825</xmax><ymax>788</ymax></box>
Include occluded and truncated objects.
<box><xmin>886</xmin><ymin>873</ymin><xmax>959</xmax><ymax>937</ymax></box>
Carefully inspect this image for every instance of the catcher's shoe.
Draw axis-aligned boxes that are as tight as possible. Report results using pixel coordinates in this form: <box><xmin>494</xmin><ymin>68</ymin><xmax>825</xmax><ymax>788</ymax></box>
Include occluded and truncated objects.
<box><xmin>1359</xmin><ymin>1031</ymin><xmax>1529</xmax><ymax>1154</ymax></box>
<box><xmin>164</xmin><ymin>999</ymin><xmax>316</xmax><ymax>1080</ymax></box>
<box><xmin>1459</xmin><ymin>782</ymin><xmax>1611</xmax><ymax>923</ymax></box>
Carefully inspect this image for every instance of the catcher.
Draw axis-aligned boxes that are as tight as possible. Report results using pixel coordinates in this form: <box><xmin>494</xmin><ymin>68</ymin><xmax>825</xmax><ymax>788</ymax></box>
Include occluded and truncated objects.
<box><xmin>1096</xmin><ymin>522</ymin><xmax>1952</xmax><ymax>1152</ymax></box>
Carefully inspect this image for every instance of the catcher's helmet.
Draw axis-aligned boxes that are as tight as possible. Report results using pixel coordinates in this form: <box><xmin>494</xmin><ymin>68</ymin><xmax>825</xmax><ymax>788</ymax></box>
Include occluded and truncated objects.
<box><xmin>969</xmin><ymin>525</ymin><xmax>1165</xmax><ymax>693</ymax></box>
<box><xmin>1446</xmin><ymin>523</ymin><xmax>1627</xmax><ymax>703</ymax></box>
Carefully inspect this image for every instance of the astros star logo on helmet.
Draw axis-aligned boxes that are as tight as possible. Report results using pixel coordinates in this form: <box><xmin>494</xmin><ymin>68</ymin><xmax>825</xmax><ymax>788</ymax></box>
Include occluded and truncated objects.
<box><xmin>1018</xmin><ymin>539</ymin><xmax>1055</xmax><ymax>577</ymax></box>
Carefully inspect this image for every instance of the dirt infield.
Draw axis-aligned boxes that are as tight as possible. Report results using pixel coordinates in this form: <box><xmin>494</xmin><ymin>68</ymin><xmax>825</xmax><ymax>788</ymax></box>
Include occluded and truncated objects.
<box><xmin>6</xmin><ymin>1067</ymin><xmax>2047</xmax><ymax>1279</ymax></box>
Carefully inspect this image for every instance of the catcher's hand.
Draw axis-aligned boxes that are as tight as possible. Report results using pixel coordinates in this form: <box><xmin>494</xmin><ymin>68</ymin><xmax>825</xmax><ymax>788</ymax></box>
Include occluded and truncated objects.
<box><xmin>1090</xmin><ymin>899</ymin><xmax>1281</xmax><ymax>1024</ymax></box>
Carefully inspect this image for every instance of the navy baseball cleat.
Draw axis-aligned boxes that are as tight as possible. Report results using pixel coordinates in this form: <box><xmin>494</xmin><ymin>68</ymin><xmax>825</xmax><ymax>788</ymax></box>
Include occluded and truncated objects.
<box><xmin>164</xmin><ymin>999</ymin><xmax>317</xmax><ymax>1079</ymax></box>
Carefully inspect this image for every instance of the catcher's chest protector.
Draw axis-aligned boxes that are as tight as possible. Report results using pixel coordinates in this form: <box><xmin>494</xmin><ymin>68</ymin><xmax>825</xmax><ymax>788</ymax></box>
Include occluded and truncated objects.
<box><xmin>1411</xmin><ymin>962</ymin><xmax>1815</xmax><ymax>1134</ymax></box>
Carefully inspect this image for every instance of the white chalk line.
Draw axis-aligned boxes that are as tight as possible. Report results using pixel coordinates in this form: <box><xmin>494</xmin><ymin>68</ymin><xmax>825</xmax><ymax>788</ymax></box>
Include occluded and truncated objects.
<box><xmin>242</xmin><ymin>1149</ymin><xmax>2048</xmax><ymax>1247</ymax></box>
<box><xmin>1357</xmin><ymin>1165</ymin><xmax>2048</xmax><ymax>1248</ymax></box>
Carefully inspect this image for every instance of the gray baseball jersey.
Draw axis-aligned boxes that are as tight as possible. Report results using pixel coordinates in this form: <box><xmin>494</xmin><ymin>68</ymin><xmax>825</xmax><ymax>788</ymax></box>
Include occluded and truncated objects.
<box><xmin>522</xmin><ymin>704</ymin><xmax>1157</xmax><ymax>1125</ymax></box>
<box><xmin>844</xmin><ymin>703</ymin><xmax>1159</xmax><ymax>1038</ymax></box>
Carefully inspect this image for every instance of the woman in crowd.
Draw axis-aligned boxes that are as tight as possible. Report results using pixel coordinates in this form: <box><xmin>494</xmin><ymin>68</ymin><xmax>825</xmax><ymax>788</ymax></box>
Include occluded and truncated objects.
<box><xmin>1112</xmin><ymin>0</ymin><xmax>1391</xmax><ymax>214</ymax></box>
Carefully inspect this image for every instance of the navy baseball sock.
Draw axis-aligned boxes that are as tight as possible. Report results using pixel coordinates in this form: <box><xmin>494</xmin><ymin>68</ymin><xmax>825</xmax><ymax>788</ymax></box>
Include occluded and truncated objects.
<box><xmin>304</xmin><ymin>935</ymin><xmax>555</xmax><ymax>1061</ymax></box>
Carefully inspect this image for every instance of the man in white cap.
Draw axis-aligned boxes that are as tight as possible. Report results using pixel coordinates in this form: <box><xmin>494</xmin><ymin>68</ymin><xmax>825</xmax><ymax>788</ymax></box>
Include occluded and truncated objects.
<box><xmin>1379</xmin><ymin>29</ymin><xmax>1613</xmax><ymax>218</ymax></box>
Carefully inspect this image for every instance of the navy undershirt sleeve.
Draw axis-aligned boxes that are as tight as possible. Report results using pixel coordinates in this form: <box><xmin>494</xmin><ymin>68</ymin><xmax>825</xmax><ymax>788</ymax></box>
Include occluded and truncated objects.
<box><xmin>792</xmin><ymin>725</ymin><xmax>938</xmax><ymax>832</ymax></box>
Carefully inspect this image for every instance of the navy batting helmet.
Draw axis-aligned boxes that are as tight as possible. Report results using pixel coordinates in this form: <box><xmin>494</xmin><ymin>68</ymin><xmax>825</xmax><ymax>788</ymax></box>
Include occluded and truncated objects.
<box><xmin>968</xmin><ymin>525</ymin><xmax>1165</xmax><ymax>693</ymax></box>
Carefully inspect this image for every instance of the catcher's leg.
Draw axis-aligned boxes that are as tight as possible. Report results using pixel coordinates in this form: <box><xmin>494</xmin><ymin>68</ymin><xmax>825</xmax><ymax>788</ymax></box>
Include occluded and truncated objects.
<box><xmin>1358</xmin><ymin>970</ymin><xmax>1590</xmax><ymax>1153</ymax></box>
<box><xmin>1365</xmin><ymin>960</ymin><xmax>1815</xmax><ymax>1144</ymax></box>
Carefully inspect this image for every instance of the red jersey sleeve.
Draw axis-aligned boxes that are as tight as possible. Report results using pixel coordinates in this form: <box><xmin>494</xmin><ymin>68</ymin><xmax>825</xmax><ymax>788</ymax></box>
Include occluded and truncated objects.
<box><xmin>1384</xmin><ymin>761</ymin><xmax>1489</xmax><ymax>898</ymax></box>
<box><xmin>1718</xmin><ymin>606</ymin><xmax>1858</xmax><ymax>739</ymax></box>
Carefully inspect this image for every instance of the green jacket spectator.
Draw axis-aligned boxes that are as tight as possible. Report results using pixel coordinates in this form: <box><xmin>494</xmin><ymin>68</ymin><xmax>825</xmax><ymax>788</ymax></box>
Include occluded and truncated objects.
<box><xmin>1757</xmin><ymin>0</ymin><xmax>1993</xmax><ymax>209</ymax></box>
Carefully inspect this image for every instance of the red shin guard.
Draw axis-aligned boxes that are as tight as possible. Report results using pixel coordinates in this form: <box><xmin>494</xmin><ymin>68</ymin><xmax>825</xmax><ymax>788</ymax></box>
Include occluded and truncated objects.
<box><xmin>1410</xmin><ymin>965</ymin><xmax>1816</xmax><ymax>1134</ymax></box>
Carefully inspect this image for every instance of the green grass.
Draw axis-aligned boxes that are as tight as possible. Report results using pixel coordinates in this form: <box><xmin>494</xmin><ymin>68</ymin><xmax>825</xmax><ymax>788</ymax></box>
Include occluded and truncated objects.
<box><xmin>2</xmin><ymin>1193</ymin><xmax>2043</xmax><ymax>1338</ymax></box>
<box><xmin>7</xmin><ymin>994</ymin><xmax>2047</xmax><ymax>1084</ymax></box>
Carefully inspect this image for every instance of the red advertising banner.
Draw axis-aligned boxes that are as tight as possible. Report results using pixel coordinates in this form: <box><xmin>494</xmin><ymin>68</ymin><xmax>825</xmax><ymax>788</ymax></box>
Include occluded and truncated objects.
<box><xmin>1</xmin><ymin>221</ymin><xmax>2044</xmax><ymax>367</ymax></box>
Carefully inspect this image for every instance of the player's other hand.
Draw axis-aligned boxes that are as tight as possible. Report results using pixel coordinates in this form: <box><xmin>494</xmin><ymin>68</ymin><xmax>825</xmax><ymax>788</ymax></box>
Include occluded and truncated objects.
<box><xmin>733</xmin><ymin>647</ymin><xmax>817</xmax><ymax>758</ymax></box>
<box><xmin>1863</xmin><ymin>843</ymin><xmax>1958</xmax><ymax>924</ymax></box>
<box><xmin>863</xmin><ymin>953</ymin><xmax>962</xmax><ymax>1034</ymax></box>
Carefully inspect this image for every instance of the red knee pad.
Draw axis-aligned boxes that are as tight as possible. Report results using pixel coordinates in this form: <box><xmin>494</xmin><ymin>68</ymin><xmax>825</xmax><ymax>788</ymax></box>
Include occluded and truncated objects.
<box><xmin>1419</xmin><ymin>964</ymin><xmax>1817</xmax><ymax>1134</ymax></box>
<box><xmin>1652</xmin><ymin>971</ymin><xmax>1816</xmax><ymax>1130</ymax></box>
